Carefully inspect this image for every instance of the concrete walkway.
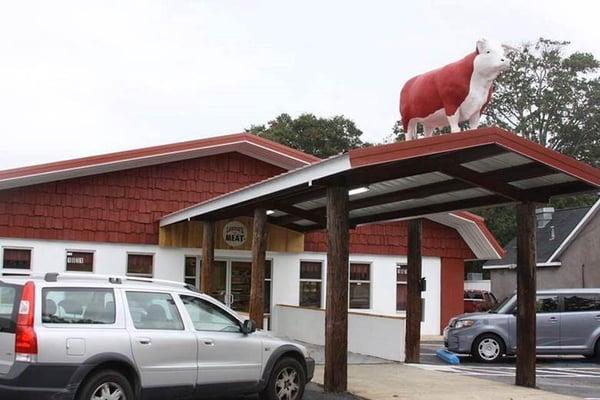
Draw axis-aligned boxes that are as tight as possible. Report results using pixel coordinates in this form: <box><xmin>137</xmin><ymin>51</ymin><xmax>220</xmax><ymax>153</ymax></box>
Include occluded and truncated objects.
<box><xmin>311</xmin><ymin>364</ymin><xmax>582</xmax><ymax>400</ymax></box>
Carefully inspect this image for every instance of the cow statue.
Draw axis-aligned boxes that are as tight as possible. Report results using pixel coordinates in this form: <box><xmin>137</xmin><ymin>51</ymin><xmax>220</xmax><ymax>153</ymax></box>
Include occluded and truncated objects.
<box><xmin>399</xmin><ymin>38</ymin><xmax>511</xmax><ymax>140</ymax></box>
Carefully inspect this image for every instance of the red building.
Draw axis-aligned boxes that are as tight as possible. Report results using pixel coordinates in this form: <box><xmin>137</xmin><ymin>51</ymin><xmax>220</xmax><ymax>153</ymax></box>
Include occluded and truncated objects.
<box><xmin>0</xmin><ymin>133</ymin><xmax>502</xmax><ymax>335</ymax></box>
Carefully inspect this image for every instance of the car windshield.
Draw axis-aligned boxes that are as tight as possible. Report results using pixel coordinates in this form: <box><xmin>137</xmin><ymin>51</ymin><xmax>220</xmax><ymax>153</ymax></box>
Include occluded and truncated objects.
<box><xmin>490</xmin><ymin>294</ymin><xmax>515</xmax><ymax>314</ymax></box>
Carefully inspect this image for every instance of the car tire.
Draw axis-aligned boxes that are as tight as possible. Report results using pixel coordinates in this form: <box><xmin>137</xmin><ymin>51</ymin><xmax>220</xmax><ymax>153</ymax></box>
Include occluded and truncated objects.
<box><xmin>261</xmin><ymin>357</ymin><xmax>306</xmax><ymax>400</ymax></box>
<box><xmin>472</xmin><ymin>333</ymin><xmax>505</xmax><ymax>363</ymax></box>
<box><xmin>77</xmin><ymin>369</ymin><xmax>134</xmax><ymax>400</ymax></box>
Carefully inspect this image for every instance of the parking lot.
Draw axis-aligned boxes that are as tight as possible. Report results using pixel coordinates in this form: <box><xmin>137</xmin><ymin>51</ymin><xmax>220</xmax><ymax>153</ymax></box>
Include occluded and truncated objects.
<box><xmin>420</xmin><ymin>340</ymin><xmax>600</xmax><ymax>399</ymax></box>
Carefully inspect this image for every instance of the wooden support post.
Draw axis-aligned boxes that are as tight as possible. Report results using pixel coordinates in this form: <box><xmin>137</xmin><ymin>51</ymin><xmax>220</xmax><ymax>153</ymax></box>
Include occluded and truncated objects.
<box><xmin>249</xmin><ymin>208</ymin><xmax>268</xmax><ymax>329</ymax></box>
<box><xmin>405</xmin><ymin>218</ymin><xmax>422</xmax><ymax>363</ymax></box>
<box><xmin>516</xmin><ymin>202</ymin><xmax>537</xmax><ymax>388</ymax></box>
<box><xmin>201</xmin><ymin>220</ymin><xmax>215</xmax><ymax>295</ymax></box>
<box><xmin>324</xmin><ymin>185</ymin><xmax>349</xmax><ymax>393</ymax></box>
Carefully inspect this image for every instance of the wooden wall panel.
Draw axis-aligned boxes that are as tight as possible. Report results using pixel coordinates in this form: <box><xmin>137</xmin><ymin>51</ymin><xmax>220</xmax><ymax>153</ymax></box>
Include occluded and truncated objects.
<box><xmin>159</xmin><ymin>217</ymin><xmax>304</xmax><ymax>252</ymax></box>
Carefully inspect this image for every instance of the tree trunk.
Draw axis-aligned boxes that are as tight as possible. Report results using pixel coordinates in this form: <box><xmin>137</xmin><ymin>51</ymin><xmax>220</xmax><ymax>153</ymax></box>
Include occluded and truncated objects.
<box><xmin>324</xmin><ymin>186</ymin><xmax>349</xmax><ymax>392</ymax></box>
<box><xmin>516</xmin><ymin>202</ymin><xmax>537</xmax><ymax>388</ymax></box>
<box><xmin>201</xmin><ymin>220</ymin><xmax>215</xmax><ymax>295</ymax></box>
<box><xmin>405</xmin><ymin>219</ymin><xmax>422</xmax><ymax>363</ymax></box>
<box><xmin>249</xmin><ymin>208</ymin><xmax>268</xmax><ymax>329</ymax></box>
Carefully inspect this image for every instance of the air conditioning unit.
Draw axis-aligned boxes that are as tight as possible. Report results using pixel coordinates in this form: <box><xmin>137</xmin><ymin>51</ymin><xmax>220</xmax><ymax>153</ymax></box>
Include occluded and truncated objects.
<box><xmin>466</xmin><ymin>273</ymin><xmax>483</xmax><ymax>281</ymax></box>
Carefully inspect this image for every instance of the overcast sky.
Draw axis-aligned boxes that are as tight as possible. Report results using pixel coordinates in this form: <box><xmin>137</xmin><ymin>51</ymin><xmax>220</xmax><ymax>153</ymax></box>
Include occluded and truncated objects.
<box><xmin>1</xmin><ymin>0</ymin><xmax>599</xmax><ymax>169</ymax></box>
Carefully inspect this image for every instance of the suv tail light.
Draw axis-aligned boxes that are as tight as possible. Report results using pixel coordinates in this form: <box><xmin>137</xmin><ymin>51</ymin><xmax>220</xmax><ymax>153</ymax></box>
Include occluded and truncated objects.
<box><xmin>15</xmin><ymin>281</ymin><xmax>37</xmax><ymax>356</ymax></box>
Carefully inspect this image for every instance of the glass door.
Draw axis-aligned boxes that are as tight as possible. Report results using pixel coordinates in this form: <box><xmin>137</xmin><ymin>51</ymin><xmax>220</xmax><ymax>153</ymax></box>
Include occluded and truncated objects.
<box><xmin>230</xmin><ymin>261</ymin><xmax>252</xmax><ymax>312</ymax></box>
<box><xmin>208</xmin><ymin>261</ymin><xmax>228</xmax><ymax>304</ymax></box>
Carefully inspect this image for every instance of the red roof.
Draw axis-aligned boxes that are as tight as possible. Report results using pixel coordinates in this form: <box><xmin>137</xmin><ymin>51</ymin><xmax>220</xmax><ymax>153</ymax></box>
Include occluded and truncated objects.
<box><xmin>0</xmin><ymin>133</ymin><xmax>320</xmax><ymax>190</ymax></box>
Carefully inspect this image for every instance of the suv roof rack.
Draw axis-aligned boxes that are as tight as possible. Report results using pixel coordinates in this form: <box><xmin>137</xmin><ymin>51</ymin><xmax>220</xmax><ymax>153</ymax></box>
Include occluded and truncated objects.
<box><xmin>43</xmin><ymin>272</ymin><xmax>199</xmax><ymax>292</ymax></box>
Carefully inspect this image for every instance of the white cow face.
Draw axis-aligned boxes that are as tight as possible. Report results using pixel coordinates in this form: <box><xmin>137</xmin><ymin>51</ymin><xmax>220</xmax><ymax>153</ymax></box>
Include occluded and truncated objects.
<box><xmin>474</xmin><ymin>38</ymin><xmax>510</xmax><ymax>77</ymax></box>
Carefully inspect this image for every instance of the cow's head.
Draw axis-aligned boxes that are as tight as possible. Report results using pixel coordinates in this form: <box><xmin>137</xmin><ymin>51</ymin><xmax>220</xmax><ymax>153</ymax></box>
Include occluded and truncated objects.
<box><xmin>474</xmin><ymin>38</ymin><xmax>510</xmax><ymax>77</ymax></box>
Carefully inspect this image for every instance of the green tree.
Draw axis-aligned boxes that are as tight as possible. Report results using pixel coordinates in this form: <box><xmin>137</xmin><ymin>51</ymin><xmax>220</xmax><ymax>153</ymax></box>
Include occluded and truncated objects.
<box><xmin>484</xmin><ymin>38</ymin><xmax>600</xmax><ymax>166</ymax></box>
<box><xmin>247</xmin><ymin>113</ymin><xmax>367</xmax><ymax>159</ymax></box>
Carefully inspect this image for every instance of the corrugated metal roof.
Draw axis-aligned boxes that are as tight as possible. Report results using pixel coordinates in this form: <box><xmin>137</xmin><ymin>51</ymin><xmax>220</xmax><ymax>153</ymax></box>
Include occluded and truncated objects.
<box><xmin>462</xmin><ymin>152</ymin><xmax>532</xmax><ymax>172</ymax></box>
<box><xmin>509</xmin><ymin>173</ymin><xmax>577</xmax><ymax>189</ymax></box>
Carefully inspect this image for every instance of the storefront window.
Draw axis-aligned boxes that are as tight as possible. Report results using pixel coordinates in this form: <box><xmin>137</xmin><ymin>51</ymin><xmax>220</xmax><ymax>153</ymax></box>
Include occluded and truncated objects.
<box><xmin>184</xmin><ymin>256</ymin><xmax>199</xmax><ymax>288</ymax></box>
<box><xmin>349</xmin><ymin>263</ymin><xmax>370</xmax><ymax>309</ymax></box>
<box><xmin>127</xmin><ymin>254</ymin><xmax>153</xmax><ymax>278</ymax></box>
<box><xmin>396</xmin><ymin>264</ymin><xmax>407</xmax><ymax>311</ymax></box>
<box><xmin>66</xmin><ymin>251</ymin><xmax>94</xmax><ymax>272</ymax></box>
<box><xmin>299</xmin><ymin>261</ymin><xmax>322</xmax><ymax>308</ymax></box>
<box><xmin>2</xmin><ymin>248</ymin><xmax>31</xmax><ymax>270</ymax></box>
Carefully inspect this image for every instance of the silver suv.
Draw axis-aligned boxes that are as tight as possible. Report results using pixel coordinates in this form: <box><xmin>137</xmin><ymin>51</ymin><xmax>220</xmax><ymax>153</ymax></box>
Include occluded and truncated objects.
<box><xmin>444</xmin><ymin>289</ymin><xmax>600</xmax><ymax>363</ymax></box>
<box><xmin>0</xmin><ymin>273</ymin><xmax>314</xmax><ymax>400</ymax></box>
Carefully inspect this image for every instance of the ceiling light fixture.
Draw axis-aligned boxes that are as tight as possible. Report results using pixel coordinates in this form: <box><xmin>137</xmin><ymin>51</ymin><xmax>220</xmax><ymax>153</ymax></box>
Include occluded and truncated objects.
<box><xmin>348</xmin><ymin>186</ymin><xmax>370</xmax><ymax>196</ymax></box>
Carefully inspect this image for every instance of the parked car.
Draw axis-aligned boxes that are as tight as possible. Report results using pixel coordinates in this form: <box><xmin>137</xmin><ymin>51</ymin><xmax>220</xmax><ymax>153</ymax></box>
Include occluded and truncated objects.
<box><xmin>464</xmin><ymin>290</ymin><xmax>498</xmax><ymax>313</ymax></box>
<box><xmin>445</xmin><ymin>289</ymin><xmax>600</xmax><ymax>363</ymax></box>
<box><xmin>0</xmin><ymin>273</ymin><xmax>314</xmax><ymax>400</ymax></box>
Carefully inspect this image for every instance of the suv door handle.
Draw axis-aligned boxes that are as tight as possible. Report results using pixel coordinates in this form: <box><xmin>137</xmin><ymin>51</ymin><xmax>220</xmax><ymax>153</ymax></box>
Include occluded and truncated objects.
<box><xmin>595</xmin><ymin>315</ymin><xmax>600</xmax><ymax>321</ymax></box>
<box><xmin>548</xmin><ymin>317</ymin><xmax>558</xmax><ymax>323</ymax></box>
<box><xmin>201</xmin><ymin>338</ymin><xmax>215</xmax><ymax>346</ymax></box>
<box><xmin>137</xmin><ymin>337</ymin><xmax>152</xmax><ymax>345</ymax></box>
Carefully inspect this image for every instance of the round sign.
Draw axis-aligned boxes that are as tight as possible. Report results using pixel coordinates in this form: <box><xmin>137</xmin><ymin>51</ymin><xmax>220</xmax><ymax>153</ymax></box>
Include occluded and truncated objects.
<box><xmin>223</xmin><ymin>221</ymin><xmax>247</xmax><ymax>247</ymax></box>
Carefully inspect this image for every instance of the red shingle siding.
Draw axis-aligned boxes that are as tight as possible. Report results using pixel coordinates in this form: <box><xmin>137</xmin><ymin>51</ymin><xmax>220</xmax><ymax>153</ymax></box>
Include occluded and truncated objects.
<box><xmin>304</xmin><ymin>220</ymin><xmax>474</xmax><ymax>259</ymax></box>
<box><xmin>0</xmin><ymin>153</ymin><xmax>284</xmax><ymax>245</ymax></box>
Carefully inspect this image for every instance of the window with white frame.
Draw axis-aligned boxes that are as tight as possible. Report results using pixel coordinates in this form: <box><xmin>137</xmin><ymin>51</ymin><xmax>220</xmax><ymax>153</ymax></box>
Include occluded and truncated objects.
<box><xmin>66</xmin><ymin>251</ymin><xmax>94</xmax><ymax>272</ymax></box>
<box><xmin>299</xmin><ymin>261</ymin><xmax>322</xmax><ymax>308</ymax></box>
<box><xmin>127</xmin><ymin>254</ymin><xmax>153</xmax><ymax>278</ymax></box>
<box><xmin>264</xmin><ymin>260</ymin><xmax>272</xmax><ymax>314</ymax></box>
<box><xmin>184</xmin><ymin>256</ymin><xmax>200</xmax><ymax>288</ymax></box>
<box><xmin>349</xmin><ymin>262</ymin><xmax>370</xmax><ymax>309</ymax></box>
<box><xmin>2</xmin><ymin>248</ymin><xmax>32</xmax><ymax>270</ymax></box>
<box><xmin>396</xmin><ymin>263</ymin><xmax>407</xmax><ymax>311</ymax></box>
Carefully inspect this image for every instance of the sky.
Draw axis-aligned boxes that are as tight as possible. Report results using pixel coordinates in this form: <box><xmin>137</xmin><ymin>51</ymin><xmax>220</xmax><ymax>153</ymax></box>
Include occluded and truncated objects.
<box><xmin>1</xmin><ymin>0</ymin><xmax>600</xmax><ymax>170</ymax></box>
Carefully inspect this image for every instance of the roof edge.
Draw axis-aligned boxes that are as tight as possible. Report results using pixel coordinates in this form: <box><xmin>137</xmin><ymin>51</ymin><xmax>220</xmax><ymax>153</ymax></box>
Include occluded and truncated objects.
<box><xmin>546</xmin><ymin>198</ymin><xmax>600</xmax><ymax>262</ymax></box>
<box><xmin>0</xmin><ymin>133</ymin><xmax>320</xmax><ymax>190</ymax></box>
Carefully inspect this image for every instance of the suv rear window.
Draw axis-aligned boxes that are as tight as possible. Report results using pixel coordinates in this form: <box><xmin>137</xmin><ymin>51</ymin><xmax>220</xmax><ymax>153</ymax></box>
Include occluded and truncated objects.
<box><xmin>0</xmin><ymin>283</ymin><xmax>20</xmax><ymax>333</ymax></box>
<box><xmin>42</xmin><ymin>288</ymin><xmax>116</xmax><ymax>324</ymax></box>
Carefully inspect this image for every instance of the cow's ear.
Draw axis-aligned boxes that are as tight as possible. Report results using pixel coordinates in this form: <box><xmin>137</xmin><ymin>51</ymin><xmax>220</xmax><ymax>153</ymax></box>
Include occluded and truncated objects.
<box><xmin>476</xmin><ymin>38</ymin><xmax>488</xmax><ymax>54</ymax></box>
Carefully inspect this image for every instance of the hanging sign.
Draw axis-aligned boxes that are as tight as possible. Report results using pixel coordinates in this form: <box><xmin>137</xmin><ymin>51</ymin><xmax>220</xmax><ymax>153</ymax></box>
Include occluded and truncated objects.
<box><xmin>223</xmin><ymin>221</ymin><xmax>247</xmax><ymax>247</ymax></box>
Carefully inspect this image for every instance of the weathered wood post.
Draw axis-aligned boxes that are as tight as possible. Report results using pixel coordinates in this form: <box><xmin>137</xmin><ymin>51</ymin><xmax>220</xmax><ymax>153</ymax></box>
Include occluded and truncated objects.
<box><xmin>249</xmin><ymin>208</ymin><xmax>268</xmax><ymax>329</ymax></box>
<box><xmin>516</xmin><ymin>202</ymin><xmax>537</xmax><ymax>387</ymax></box>
<box><xmin>324</xmin><ymin>185</ymin><xmax>350</xmax><ymax>392</ymax></box>
<box><xmin>405</xmin><ymin>218</ymin><xmax>423</xmax><ymax>363</ymax></box>
<box><xmin>201</xmin><ymin>220</ymin><xmax>215</xmax><ymax>295</ymax></box>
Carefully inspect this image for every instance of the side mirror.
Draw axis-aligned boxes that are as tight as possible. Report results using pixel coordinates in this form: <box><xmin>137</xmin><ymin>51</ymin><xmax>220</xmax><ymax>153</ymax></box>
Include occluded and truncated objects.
<box><xmin>241</xmin><ymin>319</ymin><xmax>256</xmax><ymax>335</ymax></box>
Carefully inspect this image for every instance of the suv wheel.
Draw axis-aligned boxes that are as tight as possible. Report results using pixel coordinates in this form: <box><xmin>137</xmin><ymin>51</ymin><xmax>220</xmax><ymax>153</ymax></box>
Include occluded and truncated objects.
<box><xmin>77</xmin><ymin>370</ymin><xmax>134</xmax><ymax>400</ymax></box>
<box><xmin>262</xmin><ymin>357</ymin><xmax>306</xmax><ymax>400</ymax></box>
<box><xmin>472</xmin><ymin>334</ymin><xmax>505</xmax><ymax>363</ymax></box>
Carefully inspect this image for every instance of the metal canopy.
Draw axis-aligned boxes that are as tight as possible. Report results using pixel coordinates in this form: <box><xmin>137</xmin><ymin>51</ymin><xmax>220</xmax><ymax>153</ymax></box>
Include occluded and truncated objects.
<box><xmin>160</xmin><ymin>128</ymin><xmax>600</xmax><ymax>231</ymax></box>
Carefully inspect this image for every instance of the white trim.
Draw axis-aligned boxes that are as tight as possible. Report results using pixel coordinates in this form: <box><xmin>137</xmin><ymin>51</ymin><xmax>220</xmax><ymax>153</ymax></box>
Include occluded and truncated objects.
<box><xmin>546</xmin><ymin>199</ymin><xmax>600</xmax><ymax>263</ymax></box>
<box><xmin>426</xmin><ymin>212</ymin><xmax>502</xmax><ymax>260</ymax></box>
<box><xmin>483</xmin><ymin>261</ymin><xmax>562</xmax><ymax>270</ymax></box>
<box><xmin>0</xmin><ymin>140</ymin><xmax>313</xmax><ymax>191</ymax></box>
<box><xmin>160</xmin><ymin>154</ymin><xmax>351</xmax><ymax>227</ymax></box>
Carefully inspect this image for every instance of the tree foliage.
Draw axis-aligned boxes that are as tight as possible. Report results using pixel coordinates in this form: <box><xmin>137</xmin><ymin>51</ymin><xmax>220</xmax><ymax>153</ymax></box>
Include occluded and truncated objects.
<box><xmin>247</xmin><ymin>113</ymin><xmax>367</xmax><ymax>159</ymax></box>
<box><xmin>484</xmin><ymin>38</ymin><xmax>600</xmax><ymax>166</ymax></box>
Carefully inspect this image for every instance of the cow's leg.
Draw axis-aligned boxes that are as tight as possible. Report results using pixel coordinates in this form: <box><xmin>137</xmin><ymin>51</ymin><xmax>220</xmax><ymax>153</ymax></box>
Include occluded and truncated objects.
<box><xmin>468</xmin><ymin>112</ymin><xmax>481</xmax><ymax>130</ymax></box>
<box><xmin>406</xmin><ymin>119</ymin><xmax>418</xmax><ymax>141</ymax></box>
<box><xmin>446</xmin><ymin>112</ymin><xmax>461</xmax><ymax>133</ymax></box>
<box><xmin>423</xmin><ymin>125</ymin><xmax>434</xmax><ymax>138</ymax></box>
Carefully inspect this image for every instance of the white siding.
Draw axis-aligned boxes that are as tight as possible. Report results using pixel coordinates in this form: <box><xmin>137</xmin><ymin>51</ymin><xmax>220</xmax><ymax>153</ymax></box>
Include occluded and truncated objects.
<box><xmin>0</xmin><ymin>237</ymin><xmax>442</xmax><ymax>335</ymax></box>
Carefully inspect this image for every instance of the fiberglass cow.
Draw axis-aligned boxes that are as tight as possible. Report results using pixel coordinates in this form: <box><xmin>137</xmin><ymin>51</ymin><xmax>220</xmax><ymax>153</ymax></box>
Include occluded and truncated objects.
<box><xmin>399</xmin><ymin>39</ymin><xmax>511</xmax><ymax>140</ymax></box>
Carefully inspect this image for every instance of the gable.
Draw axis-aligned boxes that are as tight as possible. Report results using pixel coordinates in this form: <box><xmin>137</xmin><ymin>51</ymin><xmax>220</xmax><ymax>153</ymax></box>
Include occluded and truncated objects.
<box><xmin>0</xmin><ymin>152</ymin><xmax>284</xmax><ymax>244</ymax></box>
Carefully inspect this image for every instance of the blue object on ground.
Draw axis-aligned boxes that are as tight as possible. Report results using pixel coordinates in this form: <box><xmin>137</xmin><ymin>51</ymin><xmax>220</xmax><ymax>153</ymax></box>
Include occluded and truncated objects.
<box><xmin>436</xmin><ymin>348</ymin><xmax>460</xmax><ymax>365</ymax></box>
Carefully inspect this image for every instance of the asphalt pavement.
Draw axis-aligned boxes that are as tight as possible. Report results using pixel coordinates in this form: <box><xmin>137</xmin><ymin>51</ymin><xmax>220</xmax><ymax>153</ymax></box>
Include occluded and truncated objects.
<box><xmin>221</xmin><ymin>383</ymin><xmax>361</xmax><ymax>400</ymax></box>
<box><xmin>420</xmin><ymin>339</ymin><xmax>600</xmax><ymax>399</ymax></box>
